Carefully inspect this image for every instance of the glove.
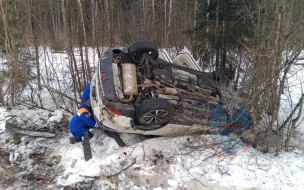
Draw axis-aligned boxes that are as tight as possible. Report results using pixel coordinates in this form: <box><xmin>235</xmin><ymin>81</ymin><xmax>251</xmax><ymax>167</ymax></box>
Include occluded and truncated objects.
<box><xmin>93</xmin><ymin>123</ymin><xmax>99</xmax><ymax>128</ymax></box>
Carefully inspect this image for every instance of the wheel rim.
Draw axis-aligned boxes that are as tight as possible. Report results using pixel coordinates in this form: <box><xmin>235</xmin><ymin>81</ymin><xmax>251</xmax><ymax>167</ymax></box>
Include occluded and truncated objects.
<box><xmin>142</xmin><ymin>110</ymin><xmax>169</xmax><ymax>124</ymax></box>
<box><xmin>132</xmin><ymin>51</ymin><xmax>157</xmax><ymax>64</ymax></box>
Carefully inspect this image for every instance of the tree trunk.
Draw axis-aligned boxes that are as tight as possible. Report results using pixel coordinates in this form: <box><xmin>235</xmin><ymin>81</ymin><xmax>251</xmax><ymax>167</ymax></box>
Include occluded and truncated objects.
<box><xmin>61</xmin><ymin>0</ymin><xmax>67</xmax><ymax>45</ymax></box>
<box><xmin>215</xmin><ymin>0</ymin><xmax>220</xmax><ymax>69</ymax></box>
<box><xmin>91</xmin><ymin>0</ymin><xmax>96</xmax><ymax>44</ymax></box>
<box><xmin>265</xmin><ymin>1</ymin><xmax>286</xmax><ymax>153</ymax></box>
<box><xmin>76</xmin><ymin>0</ymin><xmax>91</xmax><ymax>82</ymax></box>
<box><xmin>100</xmin><ymin>0</ymin><xmax>110</xmax><ymax>45</ymax></box>
<box><xmin>152</xmin><ymin>0</ymin><xmax>155</xmax><ymax>25</ymax></box>
<box><xmin>194</xmin><ymin>0</ymin><xmax>198</xmax><ymax>27</ymax></box>
<box><xmin>285</xmin><ymin>94</ymin><xmax>304</xmax><ymax>151</ymax></box>
<box><xmin>0</xmin><ymin>0</ymin><xmax>15</xmax><ymax>104</ymax></box>
<box><xmin>166</xmin><ymin>0</ymin><xmax>173</xmax><ymax>43</ymax></box>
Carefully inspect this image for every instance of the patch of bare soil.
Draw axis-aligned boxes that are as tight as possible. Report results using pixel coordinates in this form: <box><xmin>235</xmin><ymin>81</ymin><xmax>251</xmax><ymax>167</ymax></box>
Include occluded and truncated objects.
<box><xmin>0</xmin><ymin>114</ymin><xmax>94</xmax><ymax>190</ymax></box>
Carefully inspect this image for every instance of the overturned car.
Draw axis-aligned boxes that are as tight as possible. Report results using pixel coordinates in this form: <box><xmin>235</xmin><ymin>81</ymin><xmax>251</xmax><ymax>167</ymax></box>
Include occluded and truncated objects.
<box><xmin>90</xmin><ymin>40</ymin><xmax>255</xmax><ymax>144</ymax></box>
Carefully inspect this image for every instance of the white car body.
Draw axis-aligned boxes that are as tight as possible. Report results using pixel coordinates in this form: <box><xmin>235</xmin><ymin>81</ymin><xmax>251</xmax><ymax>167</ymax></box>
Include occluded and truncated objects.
<box><xmin>91</xmin><ymin>48</ymin><xmax>207</xmax><ymax>136</ymax></box>
<box><xmin>90</xmin><ymin>41</ymin><xmax>254</xmax><ymax>144</ymax></box>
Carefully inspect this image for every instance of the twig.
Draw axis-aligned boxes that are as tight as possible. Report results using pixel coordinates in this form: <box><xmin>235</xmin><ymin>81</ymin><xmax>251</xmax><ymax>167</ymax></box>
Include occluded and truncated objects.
<box><xmin>188</xmin><ymin>170</ymin><xmax>206</xmax><ymax>187</ymax></box>
<box><xmin>70</xmin><ymin>159</ymin><xmax>77</xmax><ymax>167</ymax></box>
<box><xmin>35</xmin><ymin>175</ymin><xmax>52</xmax><ymax>182</ymax></box>
<box><xmin>79</xmin><ymin>175</ymin><xmax>100</xmax><ymax>179</ymax></box>
<box><xmin>107</xmin><ymin>158</ymin><xmax>138</xmax><ymax>177</ymax></box>
<box><xmin>41</xmin><ymin>84</ymin><xmax>81</xmax><ymax>104</ymax></box>
<box><xmin>59</xmin><ymin>106</ymin><xmax>74</xmax><ymax>115</ymax></box>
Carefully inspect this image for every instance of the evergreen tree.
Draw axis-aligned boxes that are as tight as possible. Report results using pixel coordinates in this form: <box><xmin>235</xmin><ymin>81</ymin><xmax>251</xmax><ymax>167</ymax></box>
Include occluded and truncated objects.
<box><xmin>191</xmin><ymin>0</ymin><xmax>255</xmax><ymax>69</ymax></box>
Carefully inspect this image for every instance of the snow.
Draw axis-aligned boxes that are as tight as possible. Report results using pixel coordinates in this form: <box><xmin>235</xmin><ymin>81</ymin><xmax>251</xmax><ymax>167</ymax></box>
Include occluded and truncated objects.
<box><xmin>1</xmin><ymin>104</ymin><xmax>304</xmax><ymax>189</ymax></box>
<box><xmin>1</xmin><ymin>48</ymin><xmax>304</xmax><ymax>189</ymax></box>
<box><xmin>48</xmin><ymin>110</ymin><xmax>63</xmax><ymax>123</ymax></box>
<box><xmin>0</xmin><ymin>107</ymin><xmax>7</xmax><ymax>133</ymax></box>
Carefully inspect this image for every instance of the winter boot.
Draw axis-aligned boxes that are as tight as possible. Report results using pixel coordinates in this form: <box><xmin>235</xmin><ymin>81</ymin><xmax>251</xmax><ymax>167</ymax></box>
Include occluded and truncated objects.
<box><xmin>69</xmin><ymin>136</ymin><xmax>77</xmax><ymax>144</ymax></box>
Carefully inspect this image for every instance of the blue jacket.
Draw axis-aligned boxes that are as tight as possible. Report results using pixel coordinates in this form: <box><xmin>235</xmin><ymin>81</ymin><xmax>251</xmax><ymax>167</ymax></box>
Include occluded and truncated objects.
<box><xmin>69</xmin><ymin>104</ymin><xmax>99</xmax><ymax>135</ymax></box>
<box><xmin>82</xmin><ymin>82</ymin><xmax>91</xmax><ymax>103</ymax></box>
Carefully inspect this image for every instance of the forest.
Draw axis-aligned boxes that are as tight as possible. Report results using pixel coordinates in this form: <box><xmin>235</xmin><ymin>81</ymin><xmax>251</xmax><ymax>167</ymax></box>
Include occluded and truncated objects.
<box><xmin>1</xmin><ymin>0</ymin><xmax>304</xmax><ymax>154</ymax></box>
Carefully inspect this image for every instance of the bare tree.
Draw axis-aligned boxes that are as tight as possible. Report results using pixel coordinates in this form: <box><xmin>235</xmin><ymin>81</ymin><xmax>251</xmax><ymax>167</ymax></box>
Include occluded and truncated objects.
<box><xmin>245</xmin><ymin>0</ymin><xmax>304</xmax><ymax>153</ymax></box>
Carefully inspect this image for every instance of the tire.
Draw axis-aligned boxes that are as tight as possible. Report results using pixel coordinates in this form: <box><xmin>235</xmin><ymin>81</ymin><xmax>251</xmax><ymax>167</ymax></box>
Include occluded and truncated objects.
<box><xmin>136</xmin><ymin>98</ymin><xmax>173</xmax><ymax>126</ymax></box>
<box><xmin>128</xmin><ymin>40</ymin><xmax>159</xmax><ymax>65</ymax></box>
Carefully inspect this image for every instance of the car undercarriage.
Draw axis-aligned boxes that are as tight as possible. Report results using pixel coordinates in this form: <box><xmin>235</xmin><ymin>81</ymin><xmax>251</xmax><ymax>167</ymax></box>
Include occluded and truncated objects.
<box><xmin>91</xmin><ymin>40</ymin><xmax>256</xmax><ymax>144</ymax></box>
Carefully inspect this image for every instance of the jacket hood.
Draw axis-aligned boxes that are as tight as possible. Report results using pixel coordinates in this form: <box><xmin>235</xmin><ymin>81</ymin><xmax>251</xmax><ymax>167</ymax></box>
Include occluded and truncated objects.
<box><xmin>78</xmin><ymin>104</ymin><xmax>92</xmax><ymax>112</ymax></box>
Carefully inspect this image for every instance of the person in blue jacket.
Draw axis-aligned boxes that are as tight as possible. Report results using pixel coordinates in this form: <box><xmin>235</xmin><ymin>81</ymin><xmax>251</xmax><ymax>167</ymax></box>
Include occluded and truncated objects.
<box><xmin>82</xmin><ymin>82</ymin><xmax>91</xmax><ymax>107</ymax></box>
<box><xmin>70</xmin><ymin>82</ymin><xmax>126</xmax><ymax>147</ymax></box>
<box><xmin>69</xmin><ymin>104</ymin><xmax>100</xmax><ymax>143</ymax></box>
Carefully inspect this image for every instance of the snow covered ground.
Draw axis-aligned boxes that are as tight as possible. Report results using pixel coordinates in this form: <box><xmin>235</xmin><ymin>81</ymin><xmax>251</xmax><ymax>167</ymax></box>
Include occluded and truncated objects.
<box><xmin>1</xmin><ymin>104</ymin><xmax>304</xmax><ymax>190</ymax></box>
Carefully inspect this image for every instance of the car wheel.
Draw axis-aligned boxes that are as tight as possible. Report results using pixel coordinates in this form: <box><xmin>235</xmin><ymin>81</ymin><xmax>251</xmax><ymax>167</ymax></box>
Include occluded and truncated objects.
<box><xmin>128</xmin><ymin>40</ymin><xmax>159</xmax><ymax>65</ymax></box>
<box><xmin>136</xmin><ymin>98</ymin><xmax>173</xmax><ymax>126</ymax></box>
